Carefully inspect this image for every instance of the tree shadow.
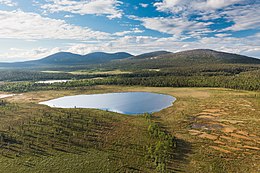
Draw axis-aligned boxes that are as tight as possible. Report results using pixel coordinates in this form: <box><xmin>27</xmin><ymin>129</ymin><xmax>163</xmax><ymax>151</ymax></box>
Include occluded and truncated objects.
<box><xmin>167</xmin><ymin>138</ymin><xmax>193</xmax><ymax>172</ymax></box>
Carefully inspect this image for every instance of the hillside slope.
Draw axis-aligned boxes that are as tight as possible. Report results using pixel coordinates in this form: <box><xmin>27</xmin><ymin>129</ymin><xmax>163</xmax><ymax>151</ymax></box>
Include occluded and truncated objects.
<box><xmin>36</xmin><ymin>52</ymin><xmax>132</xmax><ymax>65</ymax></box>
<box><xmin>131</xmin><ymin>51</ymin><xmax>172</xmax><ymax>59</ymax></box>
<box><xmin>106</xmin><ymin>49</ymin><xmax>260</xmax><ymax>70</ymax></box>
<box><xmin>0</xmin><ymin>52</ymin><xmax>132</xmax><ymax>68</ymax></box>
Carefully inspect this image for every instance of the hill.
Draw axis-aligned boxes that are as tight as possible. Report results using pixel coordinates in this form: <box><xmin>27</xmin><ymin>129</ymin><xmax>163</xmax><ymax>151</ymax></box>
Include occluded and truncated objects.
<box><xmin>106</xmin><ymin>49</ymin><xmax>260</xmax><ymax>70</ymax></box>
<box><xmin>36</xmin><ymin>52</ymin><xmax>132</xmax><ymax>65</ymax></box>
<box><xmin>0</xmin><ymin>49</ymin><xmax>259</xmax><ymax>71</ymax></box>
<box><xmin>0</xmin><ymin>52</ymin><xmax>132</xmax><ymax>68</ymax></box>
<box><xmin>131</xmin><ymin>51</ymin><xmax>171</xmax><ymax>59</ymax></box>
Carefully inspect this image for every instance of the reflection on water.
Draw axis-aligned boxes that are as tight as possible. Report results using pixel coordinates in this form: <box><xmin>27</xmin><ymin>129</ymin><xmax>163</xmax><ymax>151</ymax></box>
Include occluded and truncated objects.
<box><xmin>40</xmin><ymin>92</ymin><xmax>176</xmax><ymax>115</ymax></box>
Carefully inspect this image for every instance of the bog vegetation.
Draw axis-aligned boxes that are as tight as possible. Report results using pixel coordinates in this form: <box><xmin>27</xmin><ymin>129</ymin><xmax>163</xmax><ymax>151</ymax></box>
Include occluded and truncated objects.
<box><xmin>0</xmin><ymin>100</ymin><xmax>178</xmax><ymax>172</ymax></box>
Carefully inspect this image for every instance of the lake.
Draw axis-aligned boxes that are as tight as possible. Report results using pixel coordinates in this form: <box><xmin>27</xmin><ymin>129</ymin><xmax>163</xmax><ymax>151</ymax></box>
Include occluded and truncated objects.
<box><xmin>39</xmin><ymin>92</ymin><xmax>176</xmax><ymax>115</ymax></box>
<box><xmin>36</xmin><ymin>80</ymin><xmax>72</xmax><ymax>84</ymax></box>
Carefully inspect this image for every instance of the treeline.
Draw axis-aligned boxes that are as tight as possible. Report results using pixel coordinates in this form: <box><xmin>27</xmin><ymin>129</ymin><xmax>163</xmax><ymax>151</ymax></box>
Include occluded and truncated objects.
<box><xmin>121</xmin><ymin>64</ymin><xmax>260</xmax><ymax>78</ymax></box>
<box><xmin>103</xmin><ymin>75</ymin><xmax>260</xmax><ymax>91</ymax></box>
<box><xmin>0</xmin><ymin>64</ymin><xmax>258</xmax><ymax>82</ymax></box>
<box><xmin>0</xmin><ymin>72</ymin><xmax>259</xmax><ymax>93</ymax></box>
<box><xmin>0</xmin><ymin>70</ymin><xmax>74</xmax><ymax>81</ymax></box>
<box><xmin>0</xmin><ymin>68</ymin><xmax>259</xmax><ymax>92</ymax></box>
<box><xmin>0</xmin><ymin>70</ymin><xmax>116</xmax><ymax>82</ymax></box>
<box><xmin>0</xmin><ymin>80</ymin><xmax>99</xmax><ymax>92</ymax></box>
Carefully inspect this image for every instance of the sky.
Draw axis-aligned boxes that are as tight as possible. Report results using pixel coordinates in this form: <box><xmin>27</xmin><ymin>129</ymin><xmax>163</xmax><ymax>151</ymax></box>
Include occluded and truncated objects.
<box><xmin>0</xmin><ymin>0</ymin><xmax>259</xmax><ymax>62</ymax></box>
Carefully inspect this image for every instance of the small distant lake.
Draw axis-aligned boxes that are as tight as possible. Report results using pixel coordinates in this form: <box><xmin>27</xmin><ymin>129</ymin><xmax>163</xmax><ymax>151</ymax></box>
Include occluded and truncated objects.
<box><xmin>36</xmin><ymin>80</ymin><xmax>72</xmax><ymax>84</ymax></box>
<box><xmin>39</xmin><ymin>92</ymin><xmax>176</xmax><ymax>115</ymax></box>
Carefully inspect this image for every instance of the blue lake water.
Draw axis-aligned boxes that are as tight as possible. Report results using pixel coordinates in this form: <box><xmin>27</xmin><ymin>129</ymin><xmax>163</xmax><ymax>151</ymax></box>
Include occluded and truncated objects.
<box><xmin>39</xmin><ymin>92</ymin><xmax>176</xmax><ymax>115</ymax></box>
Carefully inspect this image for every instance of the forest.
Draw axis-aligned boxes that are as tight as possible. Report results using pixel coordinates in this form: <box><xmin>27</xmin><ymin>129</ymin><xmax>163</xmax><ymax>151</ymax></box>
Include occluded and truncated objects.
<box><xmin>0</xmin><ymin>64</ymin><xmax>259</xmax><ymax>92</ymax></box>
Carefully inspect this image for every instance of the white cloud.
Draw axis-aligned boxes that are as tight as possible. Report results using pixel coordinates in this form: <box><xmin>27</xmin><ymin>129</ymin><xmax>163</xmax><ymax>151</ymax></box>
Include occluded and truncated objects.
<box><xmin>130</xmin><ymin>16</ymin><xmax>212</xmax><ymax>38</ymax></box>
<box><xmin>0</xmin><ymin>47</ymin><xmax>62</xmax><ymax>62</ymax></box>
<box><xmin>154</xmin><ymin>0</ymin><xmax>187</xmax><ymax>14</ymax></box>
<box><xmin>154</xmin><ymin>0</ymin><xmax>244</xmax><ymax>13</ymax></box>
<box><xmin>242</xmin><ymin>48</ymin><xmax>260</xmax><ymax>58</ymax></box>
<box><xmin>215</xmin><ymin>33</ymin><xmax>232</xmax><ymax>37</ymax></box>
<box><xmin>113</xmin><ymin>28</ymin><xmax>144</xmax><ymax>36</ymax></box>
<box><xmin>65</xmin><ymin>36</ymin><xmax>159</xmax><ymax>55</ymax></box>
<box><xmin>150</xmin><ymin>0</ymin><xmax>260</xmax><ymax>35</ymax></box>
<box><xmin>0</xmin><ymin>0</ymin><xmax>17</xmax><ymax>7</ymax></box>
<box><xmin>139</xmin><ymin>3</ymin><xmax>148</xmax><ymax>8</ymax></box>
<box><xmin>64</xmin><ymin>14</ymin><xmax>74</xmax><ymax>18</ymax></box>
<box><xmin>143</xmin><ymin>1</ymin><xmax>250</xmax><ymax>38</ymax></box>
<box><xmin>67</xmin><ymin>44</ymin><xmax>102</xmax><ymax>55</ymax></box>
<box><xmin>207</xmin><ymin>0</ymin><xmax>242</xmax><ymax>9</ymax></box>
<box><xmin>194</xmin><ymin>0</ymin><xmax>243</xmax><ymax>10</ymax></box>
<box><xmin>41</xmin><ymin>0</ymin><xmax>123</xmax><ymax>19</ymax></box>
<box><xmin>115</xmin><ymin>36</ymin><xmax>157</xmax><ymax>45</ymax></box>
<box><xmin>0</xmin><ymin>10</ymin><xmax>110</xmax><ymax>40</ymax></box>
<box><xmin>222</xmin><ymin>4</ymin><xmax>260</xmax><ymax>31</ymax></box>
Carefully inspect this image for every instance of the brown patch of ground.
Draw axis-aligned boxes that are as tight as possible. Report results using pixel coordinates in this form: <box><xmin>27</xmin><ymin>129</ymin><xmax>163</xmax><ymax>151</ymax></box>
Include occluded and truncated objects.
<box><xmin>221</xmin><ymin>126</ymin><xmax>237</xmax><ymax>133</ymax></box>
<box><xmin>198</xmin><ymin>133</ymin><xmax>218</xmax><ymax>140</ymax></box>
<box><xmin>188</xmin><ymin>130</ymin><xmax>202</xmax><ymax>136</ymax></box>
<box><xmin>220</xmin><ymin>136</ymin><xmax>241</xmax><ymax>143</ymax></box>
<box><xmin>196</xmin><ymin>115</ymin><xmax>216</xmax><ymax>120</ymax></box>
<box><xmin>236</xmin><ymin>130</ymin><xmax>249</xmax><ymax>136</ymax></box>
<box><xmin>230</xmin><ymin>133</ymin><xmax>253</xmax><ymax>141</ymax></box>
<box><xmin>243</xmin><ymin>146</ymin><xmax>260</xmax><ymax>151</ymax></box>
<box><xmin>190</xmin><ymin>100</ymin><xmax>260</xmax><ymax>159</ymax></box>
<box><xmin>202</xmin><ymin>109</ymin><xmax>221</xmax><ymax>113</ymax></box>
<box><xmin>214</xmin><ymin>140</ymin><xmax>225</xmax><ymax>145</ymax></box>
<box><xmin>225</xmin><ymin>146</ymin><xmax>242</xmax><ymax>151</ymax></box>
<box><xmin>211</xmin><ymin>113</ymin><xmax>223</xmax><ymax>117</ymax></box>
<box><xmin>209</xmin><ymin>146</ymin><xmax>231</xmax><ymax>153</ymax></box>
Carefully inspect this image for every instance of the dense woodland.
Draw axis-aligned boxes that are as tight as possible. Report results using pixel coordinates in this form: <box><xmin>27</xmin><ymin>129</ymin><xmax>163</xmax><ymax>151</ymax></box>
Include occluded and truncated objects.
<box><xmin>0</xmin><ymin>68</ymin><xmax>259</xmax><ymax>92</ymax></box>
<box><xmin>0</xmin><ymin>70</ymin><xmax>114</xmax><ymax>81</ymax></box>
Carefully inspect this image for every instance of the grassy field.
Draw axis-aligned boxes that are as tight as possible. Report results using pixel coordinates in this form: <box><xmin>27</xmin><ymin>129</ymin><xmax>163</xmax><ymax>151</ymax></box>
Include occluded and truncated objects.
<box><xmin>0</xmin><ymin>86</ymin><xmax>260</xmax><ymax>172</ymax></box>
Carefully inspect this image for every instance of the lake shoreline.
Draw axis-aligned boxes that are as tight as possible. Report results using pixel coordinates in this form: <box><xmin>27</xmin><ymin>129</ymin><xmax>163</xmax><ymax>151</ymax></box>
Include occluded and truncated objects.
<box><xmin>39</xmin><ymin>91</ymin><xmax>176</xmax><ymax>115</ymax></box>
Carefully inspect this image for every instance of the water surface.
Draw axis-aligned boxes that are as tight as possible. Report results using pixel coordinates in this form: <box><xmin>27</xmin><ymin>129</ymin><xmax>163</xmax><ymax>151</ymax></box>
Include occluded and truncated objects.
<box><xmin>40</xmin><ymin>92</ymin><xmax>176</xmax><ymax>115</ymax></box>
<box><xmin>36</xmin><ymin>80</ymin><xmax>72</xmax><ymax>84</ymax></box>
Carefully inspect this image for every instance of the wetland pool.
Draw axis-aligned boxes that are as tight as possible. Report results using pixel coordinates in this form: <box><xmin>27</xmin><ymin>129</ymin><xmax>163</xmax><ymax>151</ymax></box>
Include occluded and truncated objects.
<box><xmin>39</xmin><ymin>92</ymin><xmax>176</xmax><ymax>115</ymax></box>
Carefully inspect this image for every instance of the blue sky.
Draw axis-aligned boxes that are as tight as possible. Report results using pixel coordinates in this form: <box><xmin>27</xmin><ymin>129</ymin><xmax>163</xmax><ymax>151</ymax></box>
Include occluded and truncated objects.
<box><xmin>0</xmin><ymin>0</ymin><xmax>259</xmax><ymax>61</ymax></box>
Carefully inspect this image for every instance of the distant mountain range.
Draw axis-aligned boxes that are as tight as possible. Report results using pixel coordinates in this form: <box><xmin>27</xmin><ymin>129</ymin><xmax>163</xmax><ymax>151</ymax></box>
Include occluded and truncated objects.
<box><xmin>0</xmin><ymin>49</ymin><xmax>259</xmax><ymax>69</ymax></box>
<box><xmin>0</xmin><ymin>52</ymin><xmax>133</xmax><ymax>67</ymax></box>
